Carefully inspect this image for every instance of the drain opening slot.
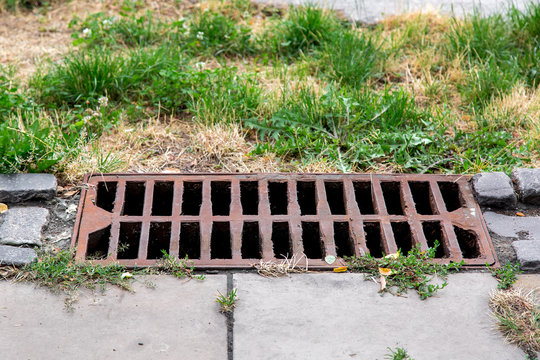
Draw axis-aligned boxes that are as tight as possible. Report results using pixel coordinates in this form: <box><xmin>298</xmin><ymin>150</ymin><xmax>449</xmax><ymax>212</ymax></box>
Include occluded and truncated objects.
<box><xmin>122</xmin><ymin>182</ymin><xmax>146</xmax><ymax>216</ymax></box>
<box><xmin>86</xmin><ymin>225</ymin><xmax>111</xmax><ymax>259</ymax></box>
<box><xmin>240</xmin><ymin>181</ymin><xmax>259</xmax><ymax>215</ymax></box>
<box><xmin>147</xmin><ymin>222</ymin><xmax>171</xmax><ymax>259</ymax></box>
<box><xmin>297</xmin><ymin>181</ymin><xmax>317</xmax><ymax>215</ymax></box>
<box><xmin>334</xmin><ymin>222</ymin><xmax>354</xmax><ymax>257</ymax></box>
<box><xmin>454</xmin><ymin>226</ymin><xmax>480</xmax><ymax>258</ymax></box>
<box><xmin>353</xmin><ymin>181</ymin><xmax>375</xmax><ymax>214</ymax></box>
<box><xmin>269</xmin><ymin>182</ymin><xmax>288</xmax><ymax>215</ymax></box>
<box><xmin>179</xmin><ymin>222</ymin><xmax>201</xmax><ymax>259</ymax></box>
<box><xmin>271</xmin><ymin>222</ymin><xmax>291</xmax><ymax>258</ymax></box>
<box><xmin>409</xmin><ymin>182</ymin><xmax>434</xmax><ymax>215</ymax></box>
<box><xmin>181</xmin><ymin>182</ymin><xmax>203</xmax><ymax>216</ymax></box>
<box><xmin>324</xmin><ymin>182</ymin><xmax>346</xmax><ymax>215</ymax></box>
<box><xmin>422</xmin><ymin>221</ymin><xmax>446</xmax><ymax>258</ymax></box>
<box><xmin>381</xmin><ymin>182</ymin><xmax>404</xmax><ymax>215</ymax></box>
<box><xmin>391</xmin><ymin>222</ymin><xmax>413</xmax><ymax>256</ymax></box>
<box><xmin>117</xmin><ymin>222</ymin><xmax>141</xmax><ymax>259</ymax></box>
<box><xmin>301</xmin><ymin>222</ymin><xmax>323</xmax><ymax>259</ymax></box>
<box><xmin>211</xmin><ymin>222</ymin><xmax>232</xmax><ymax>259</ymax></box>
<box><xmin>364</xmin><ymin>222</ymin><xmax>383</xmax><ymax>258</ymax></box>
<box><xmin>211</xmin><ymin>181</ymin><xmax>231</xmax><ymax>216</ymax></box>
<box><xmin>96</xmin><ymin>182</ymin><xmax>117</xmax><ymax>212</ymax></box>
<box><xmin>241</xmin><ymin>222</ymin><xmax>262</xmax><ymax>259</ymax></box>
<box><xmin>438</xmin><ymin>182</ymin><xmax>463</xmax><ymax>212</ymax></box>
<box><xmin>151</xmin><ymin>181</ymin><xmax>174</xmax><ymax>216</ymax></box>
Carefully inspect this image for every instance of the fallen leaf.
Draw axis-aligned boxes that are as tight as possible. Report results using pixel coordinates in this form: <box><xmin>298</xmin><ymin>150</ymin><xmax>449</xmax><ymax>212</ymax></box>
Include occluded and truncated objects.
<box><xmin>121</xmin><ymin>272</ymin><xmax>133</xmax><ymax>279</ymax></box>
<box><xmin>0</xmin><ymin>203</ymin><xmax>7</xmax><ymax>214</ymax></box>
<box><xmin>325</xmin><ymin>255</ymin><xmax>336</xmax><ymax>265</ymax></box>
<box><xmin>378</xmin><ymin>267</ymin><xmax>393</xmax><ymax>276</ymax></box>
<box><xmin>384</xmin><ymin>252</ymin><xmax>399</xmax><ymax>259</ymax></box>
<box><xmin>516</xmin><ymin>212</ymin><xmax>525</xmax><ymax>217</ymax></box>
<box><xmin>333</xmin><ymin>266</ymin><xmax>347</xmax><ymax>273</ymax></box>
<box><xmin>62</xmin><ymin>190</ymin><xmax>79</xmax><ymax>197</ymax></box>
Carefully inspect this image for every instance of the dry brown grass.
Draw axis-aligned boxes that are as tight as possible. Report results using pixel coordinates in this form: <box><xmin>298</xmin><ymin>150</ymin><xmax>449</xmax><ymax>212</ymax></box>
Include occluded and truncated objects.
<box><xmin>483</xmin><ymin>84</ymin><xmax>540</xmax><ymax>140</ymax></box>
<box><xmin>490</xmin><ymin>288</ymin><xmax>540</xmax><ymax>355</ymax></box>
<box><xmin>254</xmin><ymin>254</ymin><xmax>309</xmax><ymax>277</ymax></box>
<box><xmin>0</xmin><ymin>0</ymin><xmax>190</xmax><ymax>79</ymax></box>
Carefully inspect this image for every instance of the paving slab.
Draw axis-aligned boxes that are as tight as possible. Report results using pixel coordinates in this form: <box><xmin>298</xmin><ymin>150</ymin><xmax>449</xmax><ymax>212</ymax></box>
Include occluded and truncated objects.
<box><xmin>512</xmin><ymin>168</ymin><xmax>540</xmax><ymax>205</ymax></box>
<box><xmin>0</xmin><ymin>275</ymin><xmax>228</xmax><ymax>360</ymax></box>
<box><xmin>253</xmin><ymin>0</ymin><xmax>532</xmax><ymax>23</ymax></box>
<box><xmin>0</xmin><ymin>245</ymin><xmax>37</xmax><ymax>266</ymax></box>
<box><xmin>233</xmin><ymin>273</ymin><xmax>524</xmax><ymax>360</ymax></box>
<box><xmin>512</xmin><ymin>241</ymin><xmax>540</xmax><ymax>271</ymax></box>
<box><xmin>483</xmin><ymin>211</ymin><xmax>540</xmax><ymax>240</ymax></box>
<box><xmin>0</xmin><ymin>207</ymin><xmax>49</xmax><ymax>247</ymax></box>
<box><xmin>472</xmin><ymin>172</ymin><xmax>517</xmax><ymax>208</ymax></box>
<box><xmin>0</xmin><ymin>174</ymin><xmax>57</xmax><ymax>203</ymax></box>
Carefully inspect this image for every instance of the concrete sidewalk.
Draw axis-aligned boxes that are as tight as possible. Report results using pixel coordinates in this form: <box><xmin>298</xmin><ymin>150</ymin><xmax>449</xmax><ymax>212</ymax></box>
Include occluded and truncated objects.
<box><xmin>0</xmin><ymin>273</ymin><xmax>529</xmax><ymax>359</ymax></box>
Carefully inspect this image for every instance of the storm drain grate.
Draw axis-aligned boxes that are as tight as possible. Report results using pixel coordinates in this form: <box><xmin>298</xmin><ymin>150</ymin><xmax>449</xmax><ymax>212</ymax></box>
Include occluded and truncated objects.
<box><xmin>72</xmin><ymin>173</ymin><xmax>497</xmax><ymax>268</ymax></box>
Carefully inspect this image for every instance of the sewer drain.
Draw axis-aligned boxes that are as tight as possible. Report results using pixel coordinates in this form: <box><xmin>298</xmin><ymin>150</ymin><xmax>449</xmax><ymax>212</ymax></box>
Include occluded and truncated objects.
<box><xmin>72</xmin><ymin>173</ymin><xmax>497</xmax><ymax>268</ymax></box>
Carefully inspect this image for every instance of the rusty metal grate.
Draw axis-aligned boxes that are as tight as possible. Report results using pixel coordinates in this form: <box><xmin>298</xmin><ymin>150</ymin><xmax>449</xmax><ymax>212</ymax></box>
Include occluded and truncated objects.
<box><xmin>71</xmin><ymin>173</ymin><xmax>497</xmax><ymax>268</ymax></box>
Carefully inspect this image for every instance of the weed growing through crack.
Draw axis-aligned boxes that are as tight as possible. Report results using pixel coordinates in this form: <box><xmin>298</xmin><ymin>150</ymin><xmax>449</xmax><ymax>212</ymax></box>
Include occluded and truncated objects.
<box><xmin>489</xmin><ymin>288</ymin><xmax>540</xmax><ymax>357</ymax></box>
<box><xmin>216</xmin><ymin>288</ymin><xmax>238</xmax><ymax>313</ymax></box>
<box><xmin>158</xmin><ymin>250</ymin><xmax>205</xmax><ymax>280</ymax></box>
<box><xmin>487</xmin><ymin>261</ymin><xmax>522</xmax><ymax>290</ymax></box>
<box><xmin>384</xmin><ymin>347</ymin><xmax>415</xmax><ymax>360</ymax></box>
<box><xmin>345</xmin><ymin>241</ymin><xmax>463</xmax><ymax>299</ymax></box>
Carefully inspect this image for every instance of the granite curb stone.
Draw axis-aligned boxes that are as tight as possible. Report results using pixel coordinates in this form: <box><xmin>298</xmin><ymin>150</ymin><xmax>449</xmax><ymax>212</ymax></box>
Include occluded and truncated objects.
<box><xmin>471</xmin><ymin>172</ymin><xmax>517</xmax><ymax>208</ymax></box>
<box><xmin>512</xmin><ymin>168</ymin><xmax>540</xmax><ymax>205</ymax></box>
<box><xmin>0</xmin><ymin>207</ymin><xmax>49</xmax><ymax>247</ymax></box>
<box><xmin>512</xmin><ymin>241</ymin><xmax>540</xmax><ymax>271</ymax></box>
<box><xmin>0</xmin><ymin>245</ymin><xmax>37</xmax><ymax>266</ymax></box>
<box><xmin>0</xmin><ymin>174</ymin><xmax>57</xmax><ymax>203</ymax></box>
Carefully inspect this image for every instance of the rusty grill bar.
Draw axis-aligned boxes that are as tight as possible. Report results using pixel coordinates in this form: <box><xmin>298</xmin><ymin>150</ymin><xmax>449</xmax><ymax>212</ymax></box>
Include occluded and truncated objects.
<box><xmin>72</xmin><ymin>173</ymin><xmax>497</xmax><ymax>268</ymax></box>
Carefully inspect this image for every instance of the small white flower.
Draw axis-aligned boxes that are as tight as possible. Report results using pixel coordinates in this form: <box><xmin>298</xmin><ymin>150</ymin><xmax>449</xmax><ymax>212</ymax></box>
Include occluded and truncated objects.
<box><xmin>102</xmin><ymin>19</ymin><xmax>112</xmax><ymax>28</ymax></box>
<box><xmin>196</xmin><ymin>31</ymin><xmax>204</xmax><ymax>40</ymax></box>
<box><xmin>82</xmin><ymin>115</ymin><xmax>92</xmax><ymax>124</ymax></box>
<box><xmin>82</xmin><ymin>28</ymin><xmax>92</xmax><ymax>37</ymax></box>
<box><xmin>98</xmin><ymin>96</ymin><xmax>109</xmax><ymax>107</ymax></box>
<box><xmin>195</xmin><ymin>62</ymin><xmax>205</xmax><ymax>70</ymax></box>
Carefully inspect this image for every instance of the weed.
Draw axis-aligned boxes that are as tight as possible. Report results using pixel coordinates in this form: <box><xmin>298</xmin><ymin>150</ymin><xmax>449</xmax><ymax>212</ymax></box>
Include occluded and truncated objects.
<box><xmin>487</xmin><ymin>262</ymin><xmax>522</xmax><ymax>290</ymax></box>
<box><xmin>489</xmin><ymin>288</ymin><xmax>540</xmax><ymax>356</ymax></box>
<box><xmin>345</xmin><ymin>241</ymin><xmax>463</xmax><ymax>299</ymax></box>
<box><xmin>216</xmin><ymin>288</ymin><xmax>238</xmax><ymax>313</ymax></box>
<box><xmin>70</xmin><ymin>11</ymin><xmax>175</xmax><ymax>48</ymax></box>
<box><xmin>317</xmin><ymin>30</ymin><xmax>382</xmax><ymax>87</ymax></box>
<box><xmin>158</xmin><ymin>250</ymin><xmax>205</xmax><ymax>280</ymax></box>
<box><xmin>384</xmin><ymin>347</ymin><xmax>414</xmax><ymax>360</ymax></box>
<box><xmin>265</xmin><ymin>5</ymin><xmax>339</xmax><ymax>58</ymax></box>
<box><xmin>188</xmin><ymin>10</ymin><xmax>254</xmax><ymax>56</ymax></box>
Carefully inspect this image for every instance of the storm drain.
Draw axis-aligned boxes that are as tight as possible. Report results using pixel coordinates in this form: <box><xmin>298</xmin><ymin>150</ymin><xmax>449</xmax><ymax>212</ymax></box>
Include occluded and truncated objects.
<box><xmin>72</xmin><ymin>173</ymin><xmax>497</xmax><ymax>268</ymax></box>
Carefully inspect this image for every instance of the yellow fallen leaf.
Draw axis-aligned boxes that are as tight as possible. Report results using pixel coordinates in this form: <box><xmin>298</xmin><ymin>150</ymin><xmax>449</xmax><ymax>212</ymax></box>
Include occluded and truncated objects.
<box><xmin>516</xmin><ymin>212</ymin><xmax>525</xmax><ymax>217</ymax></box>
<box><xmin>385</xmin><ymin>252</ymin><xmax>399</xmax><ymax>259</ymax></box>
<box><xmin>333</xmin><ymin>266</ymin><xmax>347</xmax><ymax>273</ymax></box>
<box><xmin>121</xmin><ymin>272</ymin><xmax>133</xmax><ymax>279</ymax></box>
<box><xmin>378</xmin><ymin>267</ymin><xmax>393</xmax><ymax>276</ymax></box>
<box><xmin>0</xmin><ymin>203</ymin><xmax>8</xmax><ymax>214</ymax></box>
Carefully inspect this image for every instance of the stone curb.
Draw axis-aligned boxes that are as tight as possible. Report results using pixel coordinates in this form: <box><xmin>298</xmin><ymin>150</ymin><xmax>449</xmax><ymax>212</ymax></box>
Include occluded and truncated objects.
<box><xmin>0</xmin><ymin>174</ymin><xmax>57</xmax><ymax>203</ymax></box>
<box><xmin>512</xmin><ymin>241</ymin><xmax>540</xmax><ymax>271</ymax></box>
<box><xmin>471</xmin><ymin>172</ymin><xmax>517</xmax><ymax>208</ymax></box>
<box><xmin>0</xmin><ymin>245</ymin><xmax>37</xmax><ymax>267</ymax></box>
<box><xmin>512</xmin><ymin>168</ymin><xmax>540</xmax><ymax>206</ymax></box>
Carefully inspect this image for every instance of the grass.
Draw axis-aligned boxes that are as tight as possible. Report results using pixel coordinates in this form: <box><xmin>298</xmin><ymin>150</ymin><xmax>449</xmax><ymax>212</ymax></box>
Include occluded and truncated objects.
<box><xmin>216</xmin><ymin>288</ymin><xmax>238</xmax><ymax>313</ymax></box>
<box><xmin>1</xmin><ymin>1</ymin><xmax>539</xmax><ymax>178</ymax></box>
<box><xmin>384</xmin><ymin>347</ymin><xmax>414</xmax><ymax>360</ymax></box>
<box><xmin>346</xmin><ymin>242</ymin><xmax>463</xmax><ymax>299</ymax></box>
<box><xmin>489</xmin><ymin>288</ymin><xmax>540</xmax><ymax>357</ymax></box>
<box><xmin>254</xmin><ymin>254</ymin><xmax>309</xmax><ymax>277</ymax></box>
